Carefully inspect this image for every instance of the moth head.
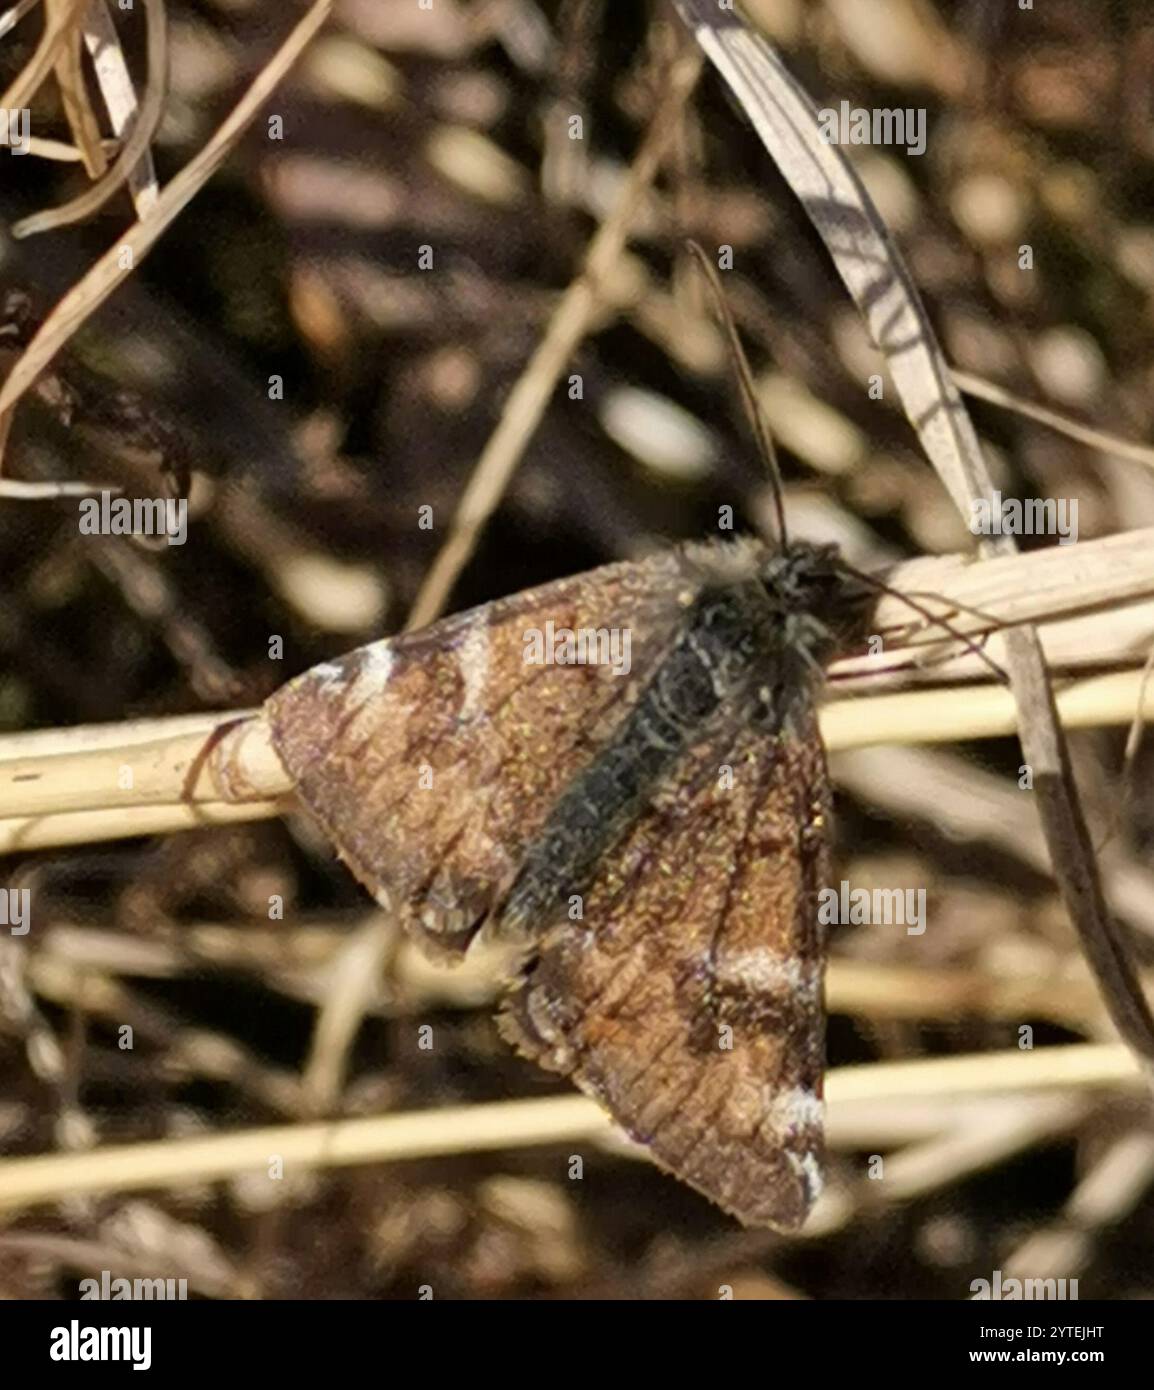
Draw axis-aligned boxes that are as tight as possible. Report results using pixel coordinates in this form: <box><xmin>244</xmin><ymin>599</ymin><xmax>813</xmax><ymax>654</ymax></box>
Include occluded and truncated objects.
<box><xmin>759</xmin><ymin>541</ymin><xmax>873</xmax><ymax>661</ymax></box>
<box><xmin>759</xmin><ymin>541</ymin><xmax>842</xmax><ymax>608</ymax></box>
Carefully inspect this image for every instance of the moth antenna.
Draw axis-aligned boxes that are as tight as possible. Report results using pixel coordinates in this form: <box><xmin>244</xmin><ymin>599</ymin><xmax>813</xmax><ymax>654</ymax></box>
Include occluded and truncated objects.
<box><xmin>683</xmin><ymin>239</ymin><xmax>789</xmax><ymax>549</ymax></box>
<box><xmin>835</xmin><ymin>560</ymin><xmax>1011</xmax><ymax>687</ymax></box>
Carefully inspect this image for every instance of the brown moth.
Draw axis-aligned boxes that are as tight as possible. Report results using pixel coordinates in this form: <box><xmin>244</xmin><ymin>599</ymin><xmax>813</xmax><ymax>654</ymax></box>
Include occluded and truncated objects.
<box><xmin>265</xmin><ymin>534</ymin><xmax>863</xmax><ymax>1230</ymax></box>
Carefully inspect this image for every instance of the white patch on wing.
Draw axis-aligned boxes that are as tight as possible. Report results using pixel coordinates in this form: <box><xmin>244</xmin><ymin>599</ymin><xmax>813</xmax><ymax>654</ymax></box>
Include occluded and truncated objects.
<box><xmin>352</xmin><ymin>642</ymin><xmax>396</xmax><ymax>701</ymax></box>
<box><xmin>458</xmin><ymin>619</ymin><xmax>490</xmax><ymax>723</ymax></box>
<box><xmin>306</xmin><ymin>661</ymin><xmax>348</xmax><ymax>690</ymax></box>
<box><xmin>764</xmin><ymin>1084</ymin><xmax>824</xmax><ymax>1135</ymax></box>
<box><xmin>786</xmin><ymin>1148</ymin><xmax>824</xmax><ymax>1204</ymax></box>
<box><xmin>715</xmin><ymin>946</ymin><xmax>820</xmax><ymax>997</ymax></box>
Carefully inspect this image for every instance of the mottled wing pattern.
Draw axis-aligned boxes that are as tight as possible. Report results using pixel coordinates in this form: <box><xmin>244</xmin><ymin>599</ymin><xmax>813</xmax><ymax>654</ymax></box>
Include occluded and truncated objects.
<box><xmin>498</xmin><ymin>708</ymin><xmax>830</xmax><ymax>1231</ymax></box>
<box><xmin>266</xmin><ymin>546</ymin><xmax>722</xmax><ymax>956</ymax></box>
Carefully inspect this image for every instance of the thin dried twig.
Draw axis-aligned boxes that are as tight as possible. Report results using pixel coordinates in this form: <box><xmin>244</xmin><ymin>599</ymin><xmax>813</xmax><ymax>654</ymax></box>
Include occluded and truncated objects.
<box><xmin>954</xmin><ymin>368</ymin><xmax>1154</xmax><ymax>471</ymax></box>
<box><xmin>82</xmin><ymin>0</ymin><xmax>161</xmax><ymax>214</ymax></box>
<box><xmin>0</xmin><ymin>0</ymin><xmax>44</xmax><ymax>44</ymax></box>
<box><xmin>46</xmin><ymin>0</ymin><xmax>107</xmax><ymax>179</ymax></box>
